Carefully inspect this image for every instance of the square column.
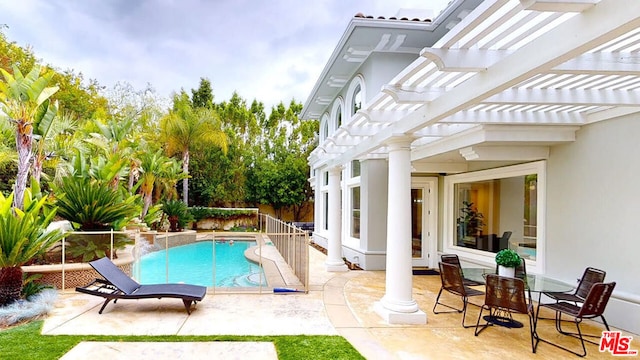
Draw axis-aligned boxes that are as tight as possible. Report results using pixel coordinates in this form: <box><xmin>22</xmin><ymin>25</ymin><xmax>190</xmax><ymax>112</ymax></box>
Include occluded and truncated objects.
<box><xmin>375</xmin><ymin>136</ymin><xmax>426</xmax><ymax>324</ymax></box>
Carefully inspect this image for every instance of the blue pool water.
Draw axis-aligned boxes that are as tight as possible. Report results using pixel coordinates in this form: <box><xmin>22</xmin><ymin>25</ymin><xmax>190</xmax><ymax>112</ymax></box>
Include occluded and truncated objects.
<box><xmin>134</xmin><ymin>240</ymin><xmax>266</xmax><ymax>287</ymax></box>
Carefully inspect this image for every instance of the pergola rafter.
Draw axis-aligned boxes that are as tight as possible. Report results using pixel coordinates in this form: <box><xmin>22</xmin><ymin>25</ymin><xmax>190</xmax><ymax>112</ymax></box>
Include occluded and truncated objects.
<box><xmin>306</xmin><ymin>0</ymin><xmax>640</xmax><ymax>166</ymax></box>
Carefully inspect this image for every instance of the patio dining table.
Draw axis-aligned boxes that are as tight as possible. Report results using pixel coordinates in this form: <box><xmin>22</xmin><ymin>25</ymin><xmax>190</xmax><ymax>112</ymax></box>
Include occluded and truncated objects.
<box><xmin>463</xmin><ymin>267</ymin><xmax>574</xmax><ymax>328</ymax></box>
<box><xmin>462</xmin><ymin>267</ymin><xmax>574</xmax><ymax>294</ymax></box>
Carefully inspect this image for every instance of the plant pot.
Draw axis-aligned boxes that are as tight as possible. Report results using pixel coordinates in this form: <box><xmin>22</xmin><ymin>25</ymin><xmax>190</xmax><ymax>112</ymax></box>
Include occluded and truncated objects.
<box><xmin>498</xmin><ymin>265</ymin><xmax>515</xmax><ymax>278</ymax></box>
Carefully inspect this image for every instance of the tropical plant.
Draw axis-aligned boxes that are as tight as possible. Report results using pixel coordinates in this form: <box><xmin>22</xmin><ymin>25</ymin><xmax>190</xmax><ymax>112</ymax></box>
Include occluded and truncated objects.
<box><xmin>54</xmin><ymin>176</ymin><xmax>138</xmax><ymax>231</ymax></box>
<box><xmin>495</xmin><ymin>248</ymin><xmax>521</xmax><ymax>268</ymax></box>
<box><xmin>0</xmin><ymin>64</ymin><xmax>59</xmax><ymax>210</ymax></box>
<box><xmin>137</xmin><ymin>150</ymin><xmax>173</xmax><ymax>218</ymax></box>
<box><xmin>162</xmin><ymin>199</ymin><xmax>193</xmax><ymax>232</ymax></box>
<box><xmin>53</xmin><ymin>176</ymin><xmax>139</xmax><ymax>261</ymax></box>
<box><xmin>0</xmin><ymin>185</ymin><xmax>63</xmax><ymax>306</ymax></box>
<box><xmin>159</xmin><ymin>90</ymin><xmax>227</xmax><ymax>205</ymax></box>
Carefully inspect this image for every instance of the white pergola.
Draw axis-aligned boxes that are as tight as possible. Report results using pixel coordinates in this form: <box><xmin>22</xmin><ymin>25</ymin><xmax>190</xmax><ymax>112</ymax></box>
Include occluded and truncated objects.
<box><xmin>309</xmin><ymin>0</ymin><xmax>640</xmax><ymax>170</ymax></box>
<box><xmin>305</xmin><ymin>0</ymin><xmax>640</xmax><ymax>324</ymax></box>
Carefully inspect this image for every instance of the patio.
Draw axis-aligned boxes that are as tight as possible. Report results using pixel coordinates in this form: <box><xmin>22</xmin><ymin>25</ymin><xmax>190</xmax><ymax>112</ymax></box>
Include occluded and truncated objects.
<box><xmin>45</xmin><ymin>246</ymin><xmax>638</xmax><ymax>359</ymax></box>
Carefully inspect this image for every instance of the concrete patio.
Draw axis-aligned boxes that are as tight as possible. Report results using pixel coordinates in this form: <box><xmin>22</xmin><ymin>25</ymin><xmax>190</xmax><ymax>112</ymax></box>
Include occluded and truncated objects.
<box><xmin>45</xmin><ymin>246</ymin><xmax>639</xmax><ymax>359</ymax></box>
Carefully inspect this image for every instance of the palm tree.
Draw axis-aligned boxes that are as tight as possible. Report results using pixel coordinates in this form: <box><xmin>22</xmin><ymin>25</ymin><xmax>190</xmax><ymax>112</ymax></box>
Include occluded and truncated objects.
<box><xmin>0</xmin><ymin>185</ymin><xmax>63</xmax><ymax>305</ymax></box>
<box><xmin>159</xmin><ymin>91</ymin><xmax>227</xmax><ymax>205</ymax></box>
<box><xmin>0</xmin><ymin>64</ymin><xmax>59</xmax><ymax>210</ymax></box>
<box><xmin>138</xmin><ymin>150</ymin><xmax>173</xmax><ymax>218</ymax></box>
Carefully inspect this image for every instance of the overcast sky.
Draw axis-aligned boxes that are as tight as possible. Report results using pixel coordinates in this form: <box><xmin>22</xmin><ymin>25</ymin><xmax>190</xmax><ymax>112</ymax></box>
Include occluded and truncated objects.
<box><xmin>1</xmin><ymin>0</ymin><xmax>451</xmax><ymax>111</ymax></box>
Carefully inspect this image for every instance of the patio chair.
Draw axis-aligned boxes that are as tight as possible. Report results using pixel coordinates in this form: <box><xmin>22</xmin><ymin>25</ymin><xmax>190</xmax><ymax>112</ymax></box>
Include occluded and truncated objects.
<box><xmin>542</xmin><ymin>267</ymin><xmax>605</xmax><ymax>304</ymax></box>
<box><xmin>474</xmin><ymin>274</ymin><xmax>538</xmax><ymax>353</ymax></box>
<box><xmin>433</xmin><ymin>261</ymin><xmax>484</xmax><ymax>328</ymax></box>
<box><xmin>440</xmin><ymin>254</ymin><xmax>483</xmax><ymax>286</ymax></box>
<box><xmin>538</xmin><ymin>267</ymin><xmax>606</xmax><ymax>322</ymax></box>
<box><xmin>76</xmin><ymin>257</ymin><xmax>207</xmax><ymax>315</ymax></box>
<box><xmin>536</xmin><ymin>281</ymin><xmax>616</xmax><ymax>357</ymax></box>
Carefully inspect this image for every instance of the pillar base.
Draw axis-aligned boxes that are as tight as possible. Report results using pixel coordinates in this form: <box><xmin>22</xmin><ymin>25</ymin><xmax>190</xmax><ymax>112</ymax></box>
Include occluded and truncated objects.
<box><xmin>325</xmin><ymin>262</ymin><xmax>349</xmax><ymax>272</ymax></box>
<box><xmin>374</xmin><ymin>301</ymin><xmax>427</xmax><ymax>324</ymax></box>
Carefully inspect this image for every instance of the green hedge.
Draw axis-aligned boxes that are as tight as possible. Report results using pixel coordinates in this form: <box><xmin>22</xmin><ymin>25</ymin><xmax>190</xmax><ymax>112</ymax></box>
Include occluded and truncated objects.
<box><xmin>189</xmin><ymin>207</ymin><xmax>258</xmax><ymax>222</ymax></box>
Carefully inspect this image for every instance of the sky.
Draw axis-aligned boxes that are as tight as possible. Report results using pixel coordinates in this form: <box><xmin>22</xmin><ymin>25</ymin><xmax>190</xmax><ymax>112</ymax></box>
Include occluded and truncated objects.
<box><xmin>0</xmin><ymin>0</ymin><xmax>451</xmax><ymax>112</ymax></box>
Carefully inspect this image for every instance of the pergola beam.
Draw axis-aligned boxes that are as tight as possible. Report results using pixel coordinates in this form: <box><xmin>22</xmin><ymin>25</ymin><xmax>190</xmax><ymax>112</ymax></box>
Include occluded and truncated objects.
<box><xmin>324</xmin><ymin>0</ymin><xmax>640</xmax><ymax>168</ymax></box>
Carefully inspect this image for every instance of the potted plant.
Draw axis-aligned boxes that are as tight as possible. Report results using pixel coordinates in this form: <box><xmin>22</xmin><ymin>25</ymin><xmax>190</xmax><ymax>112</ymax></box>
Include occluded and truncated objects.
<box><xmin>457</xmin><ymin>201</ymin><xmax>485</xmax><ymax>241</ymax></box>
<box><xmin>495</xmin><ymin>248</ymin><xmax>521</xmax><ymax>277</ymax></box>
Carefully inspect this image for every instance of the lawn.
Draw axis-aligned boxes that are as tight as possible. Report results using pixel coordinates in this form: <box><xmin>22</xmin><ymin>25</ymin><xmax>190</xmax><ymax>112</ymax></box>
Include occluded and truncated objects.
<box><xmin>1</xmin><ymin>321</ymin><xmax>365</xmax><ymax>360</ymax></box>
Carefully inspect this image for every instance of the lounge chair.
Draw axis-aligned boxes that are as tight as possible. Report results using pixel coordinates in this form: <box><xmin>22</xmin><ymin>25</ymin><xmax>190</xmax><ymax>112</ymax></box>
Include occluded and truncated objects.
<box><xmin>76</xmin><ymin>257</ymin><xmax>207</xmax><ymax>315</ymax></box>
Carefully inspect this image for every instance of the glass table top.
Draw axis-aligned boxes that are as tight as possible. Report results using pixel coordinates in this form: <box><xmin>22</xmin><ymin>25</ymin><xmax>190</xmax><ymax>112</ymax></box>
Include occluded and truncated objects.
<box><xmin>462</xmin><ymin>267</ymin><xmax>574</xmax><ymax>293</ymax></box>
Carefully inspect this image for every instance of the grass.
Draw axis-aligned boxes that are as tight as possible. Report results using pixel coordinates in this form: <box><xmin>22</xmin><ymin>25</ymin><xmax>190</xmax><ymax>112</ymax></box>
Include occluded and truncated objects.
<box><xmin>0</xmin><ymin>320</ymin><xmax>365</xmax><ymax>360</ymax></box>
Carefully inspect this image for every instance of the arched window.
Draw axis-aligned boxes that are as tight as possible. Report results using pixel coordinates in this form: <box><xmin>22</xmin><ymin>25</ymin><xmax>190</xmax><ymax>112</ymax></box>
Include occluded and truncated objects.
<box><xmin>320</xmin><ymin>113</ymin><xmax>329</xmax><ymax>143</ymax></box>
<box><xmin>330</xmin><ymin>97</ymin><xmax>344</xmax><ymax>133</ymax></box>
<box><xmin>346</xmin><ymin>75</ymin><xmax>365</xmax><ymax>119</ymax></box>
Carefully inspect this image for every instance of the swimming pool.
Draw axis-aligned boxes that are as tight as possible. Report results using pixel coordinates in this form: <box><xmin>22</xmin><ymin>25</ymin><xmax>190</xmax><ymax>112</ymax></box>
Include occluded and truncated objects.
<box><xmin>134</xmin><ymin>240</ymin><xmax>266</xmax><ymax>287</ymax></box>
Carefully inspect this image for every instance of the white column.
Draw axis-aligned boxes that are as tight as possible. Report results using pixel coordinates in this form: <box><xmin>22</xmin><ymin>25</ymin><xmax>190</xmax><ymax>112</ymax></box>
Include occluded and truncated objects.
<box><xmin>326</xmin><ymin>166</ymin><xmax>348</xmax><ymax>271</ymax></box>
<box><xmin>375</xmin><ymin>136</ymin><xmax>426</xmax><ymax>324</ymax></box>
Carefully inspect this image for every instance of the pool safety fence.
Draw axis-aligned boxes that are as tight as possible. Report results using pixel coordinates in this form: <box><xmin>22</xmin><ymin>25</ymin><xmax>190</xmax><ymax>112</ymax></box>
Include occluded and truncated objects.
<box><xmin>28</xmin><ymin>226</ymin><xmax>308</xmax><ymax>294</ymax></box>
<box><xmin>260</xmin><ymin>214</ymin><xmax>310</xmax><ymax>293</ymax></box>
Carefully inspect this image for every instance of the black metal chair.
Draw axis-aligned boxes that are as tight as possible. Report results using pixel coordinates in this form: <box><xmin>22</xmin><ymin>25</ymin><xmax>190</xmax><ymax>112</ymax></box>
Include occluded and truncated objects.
<box><xmin>440</xmin><ymin>253</ymin><xmax>483</xmax><ymax>286</ymax></box>
<box><xmin>433</xmin><ymin>261</ymin><xmax>484</xmax><ymax>328</ymax></box>
<box><xmin>542</xmin><ymin>267</ymin><xmax>606</xmax><ymax>304</ymax></box>
<box><xmin>538</xmin><ymin>267</ymin><xmax>606</xmax><ymax>323</ymax></box>
<box><xmin>474</xmin><ymin>274</ymin><xmax>538</xmax><ymax>353</ymax></box>
<box><xmin>536</xmin><ymin>281</ymin><xmax>616</xmax><ymax>357</ymax></box>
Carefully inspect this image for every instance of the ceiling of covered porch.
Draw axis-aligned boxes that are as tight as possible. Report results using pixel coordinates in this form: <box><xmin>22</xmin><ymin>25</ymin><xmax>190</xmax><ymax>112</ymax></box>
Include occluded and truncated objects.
<box><xmin>304</xmin><ymin>0</ymin><xmax>640</xmax><ymax>173</ymax></box>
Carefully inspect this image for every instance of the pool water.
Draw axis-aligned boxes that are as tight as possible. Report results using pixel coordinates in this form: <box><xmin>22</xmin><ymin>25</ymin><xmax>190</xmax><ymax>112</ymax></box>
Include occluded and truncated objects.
<box><xmin>134</xmin><ymin>240</ymin><xmax>266</xmax><ymax>287</ymax></box>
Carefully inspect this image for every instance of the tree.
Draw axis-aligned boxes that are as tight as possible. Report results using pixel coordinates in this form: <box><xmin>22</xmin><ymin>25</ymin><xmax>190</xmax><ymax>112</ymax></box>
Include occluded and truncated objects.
<box><xmin>159</xmin><ymin>90</ymin><xmax>227</xmax><ymax>205</ymax></box>
<box><xmin>0</xmin><ymin>26</ymin><xmax>37</xmax><ymax>76</ymax></box>
<box><xmin>191</xmin><ymin>77</ymin><xmax>214</xmax><ymax>110</ymax></box>
<box><xmin>138</xmin><ymin>150</ymin><xmax>174</xmax><ymax>218</ymax></box>
<box><xmin>245</xmin><ymin>100</ymin><xmax>317</xmax><ymax>220</ymax></box>
<box><xmin>188</xmin><ymin>92</ymin><xmax>262</xmax><ymax>206</ymax></box>
<box><xmin>0</xmin><ymin>64</ymin><xmax>59</xmax><ymax>210</ymax></box>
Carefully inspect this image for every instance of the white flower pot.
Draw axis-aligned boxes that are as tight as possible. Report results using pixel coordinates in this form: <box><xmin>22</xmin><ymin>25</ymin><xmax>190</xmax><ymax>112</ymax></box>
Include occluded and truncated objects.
<box><xmin>498</xmin><ymin>265</ymin><xmax>516</xmax><ymax>278</ymax></box>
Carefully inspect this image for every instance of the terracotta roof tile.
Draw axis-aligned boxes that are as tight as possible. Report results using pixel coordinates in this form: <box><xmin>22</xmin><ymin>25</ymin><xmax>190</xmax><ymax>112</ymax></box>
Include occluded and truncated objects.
<box><xmin>353</xmin><ymin>12</ymin><xmax>432</xmax><ymax>22</ymax></box>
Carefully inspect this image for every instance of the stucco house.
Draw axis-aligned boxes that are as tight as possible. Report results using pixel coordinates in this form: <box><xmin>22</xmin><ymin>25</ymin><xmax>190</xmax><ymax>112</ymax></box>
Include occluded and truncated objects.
<box><xmin>302</xmin><ymin>0</ymin><xmax>640</xmax><ymax>333</ymax></box>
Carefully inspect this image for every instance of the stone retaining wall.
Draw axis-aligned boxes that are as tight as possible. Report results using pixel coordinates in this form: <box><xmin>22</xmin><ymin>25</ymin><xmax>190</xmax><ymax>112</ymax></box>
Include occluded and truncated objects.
<box><xmin>23</xmin><ymin>254</ymin><xmax>134</xmax><ymax>291</ymax></box>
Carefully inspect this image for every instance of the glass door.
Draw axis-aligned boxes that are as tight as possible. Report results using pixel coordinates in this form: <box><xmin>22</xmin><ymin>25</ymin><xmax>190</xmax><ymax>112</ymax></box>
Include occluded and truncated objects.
<box><xmin>411</xmin><ymin>188</ymin><xmax>425</xmax><ymax>266</ymax></box>
<box><xmin>412</xmin><ymin>177</ymin><xmax>437</xmax><ymax>268</ymax></box>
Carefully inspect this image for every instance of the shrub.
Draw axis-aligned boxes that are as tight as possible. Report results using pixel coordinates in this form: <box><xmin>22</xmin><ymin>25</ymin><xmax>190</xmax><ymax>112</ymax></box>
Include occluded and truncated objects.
<box><xmin>495</xmin><ymin>248</ymin><xmax>521</xmax><ymax>267</ymax></box>
<box><xmin>162</xmin><ymin>200</ymin><xmax>193</xmax><ymax>232</ymax></box>
<box><xmin>53</xmin><ymin>176</ymin><xmax>139</xmax><ymax>261</ymax></box>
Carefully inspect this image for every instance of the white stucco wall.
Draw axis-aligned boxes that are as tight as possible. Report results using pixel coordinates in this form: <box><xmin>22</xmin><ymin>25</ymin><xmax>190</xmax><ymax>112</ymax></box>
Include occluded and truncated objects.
<box><xmin>546</xmin><ymin>113</ymin><xmax>640</xmax><ymax>334</ymax></box>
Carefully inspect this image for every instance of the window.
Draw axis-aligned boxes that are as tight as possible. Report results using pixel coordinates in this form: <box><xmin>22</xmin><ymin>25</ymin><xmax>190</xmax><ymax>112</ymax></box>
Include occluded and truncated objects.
<box><xmin>346</xmin><ymin>75</ymin><xmax>365</xmax><ymax>120</ymax></box>
<box><xmin>351</xmin><ymin>160</ymin><xmax>360</xmax><ymax>178</ymax></box>
<box><xmin>351</xmin><ymin>187</ymin><xmax>360</xmax><ymax>238</ymax></box>
<box><xmin>445</xmin><ymin>162</ymin><xmax>545</xmax><ymax>265</ymax></box>
<box><xmin>331</xmin><ymin>99</ymin><xmax>343</xmax><ymax>133</ymax></box>
<box><xmin>320</xmin><ymin>114</ymin><xmax>329</xmax><ymax>143</ymax></box>
<box><xmin>323</xmin><ymin>192</ymin><xmax>329</xmax><ymax>231</ymax></box>
<box><xmin>352</xmin><ymin>84</ymin><xmax>362</xmax><ymax>114</ymax></box>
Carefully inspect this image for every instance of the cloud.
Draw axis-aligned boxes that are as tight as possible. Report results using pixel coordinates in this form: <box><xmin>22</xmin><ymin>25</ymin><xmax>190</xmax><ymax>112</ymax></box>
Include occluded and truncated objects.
<box><xmin>0</xmin><ymin>0</ymin><xmax>450</xmax><ymax>112</ymax></box>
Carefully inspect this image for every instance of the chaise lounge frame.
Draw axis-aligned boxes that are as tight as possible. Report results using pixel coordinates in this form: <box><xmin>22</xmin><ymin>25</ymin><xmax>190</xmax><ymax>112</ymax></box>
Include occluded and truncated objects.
<box><xmin>76</xmin><ymin>257</ymin><xmax>207</xmax><ymax>315</ymax></box>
